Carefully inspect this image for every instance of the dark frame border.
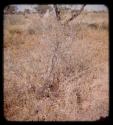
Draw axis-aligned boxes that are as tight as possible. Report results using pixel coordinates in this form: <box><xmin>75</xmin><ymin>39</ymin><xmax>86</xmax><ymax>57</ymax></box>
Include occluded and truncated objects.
<box><xmin>0</xmin><ymin>0</ymin><xmax>111</xmax><ymax>124</ymax></box>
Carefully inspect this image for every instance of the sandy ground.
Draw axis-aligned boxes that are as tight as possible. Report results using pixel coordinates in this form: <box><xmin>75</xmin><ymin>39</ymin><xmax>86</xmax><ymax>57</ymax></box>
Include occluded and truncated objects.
<box><xmin>4</xmin><ymin>11</ymin><xmax>109</xmax><ymax>121</ymax></box>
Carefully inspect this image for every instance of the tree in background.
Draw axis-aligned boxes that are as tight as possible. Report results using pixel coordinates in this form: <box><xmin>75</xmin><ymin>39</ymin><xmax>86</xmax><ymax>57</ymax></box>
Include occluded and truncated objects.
<box><xmin>4</xmin><ymin>5</ymin><xmax>17</xmax><ymax>14</ymax></box>
<box><xmin>24</xmin><ymin>9</ymin><xmax>30</xmax><ymax>14</ymax></box>
<box><xmin>34</xmin><ymin>5</ymin><xmax>52</xmax><ymax>15</ymax></box>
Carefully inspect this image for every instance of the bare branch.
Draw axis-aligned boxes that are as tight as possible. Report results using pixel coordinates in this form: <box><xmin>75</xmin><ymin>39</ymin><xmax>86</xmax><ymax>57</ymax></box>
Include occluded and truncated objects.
<box><xmin>65</xmin><ymin>5</ymin><xmax>86</xmax><ymax>24</ymax></box>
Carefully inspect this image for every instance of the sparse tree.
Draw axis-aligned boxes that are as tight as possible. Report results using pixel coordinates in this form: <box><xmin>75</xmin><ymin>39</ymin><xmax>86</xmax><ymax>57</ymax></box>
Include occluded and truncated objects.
<box><xmin>38</xmin><ymin>5</ymin><xmax>87</xmax><ymax>95</ymax></box>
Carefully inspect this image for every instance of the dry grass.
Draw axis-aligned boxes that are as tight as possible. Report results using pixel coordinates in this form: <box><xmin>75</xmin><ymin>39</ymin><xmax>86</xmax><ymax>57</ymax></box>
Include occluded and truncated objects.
<box><xmin>4</xmin><ymin>11</ymin><xmax>109</xmax><ymax>121</ymax></box>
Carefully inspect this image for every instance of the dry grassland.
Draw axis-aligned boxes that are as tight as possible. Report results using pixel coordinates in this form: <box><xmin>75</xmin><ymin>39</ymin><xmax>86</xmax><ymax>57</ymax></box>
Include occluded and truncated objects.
<box><xmin>4</xmin><ymin>11</ymin><xmax>109</xmax><ymax>121</ymax></box>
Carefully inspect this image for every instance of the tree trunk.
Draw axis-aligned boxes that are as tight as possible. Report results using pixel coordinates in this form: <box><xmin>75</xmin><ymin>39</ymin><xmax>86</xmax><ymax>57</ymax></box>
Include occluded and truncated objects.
<box><xmin>53</xmin><ymin>5</ymin><xmax>61</xmax><ymax>21</ymax></box>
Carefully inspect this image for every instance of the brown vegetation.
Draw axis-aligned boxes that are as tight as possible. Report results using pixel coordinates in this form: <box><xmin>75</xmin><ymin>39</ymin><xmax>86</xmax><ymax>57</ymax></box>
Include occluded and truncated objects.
<box><xmin>4</xmin><ymin>10</ymin><xmax>109</xmax><ymax>121</ymax></box>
